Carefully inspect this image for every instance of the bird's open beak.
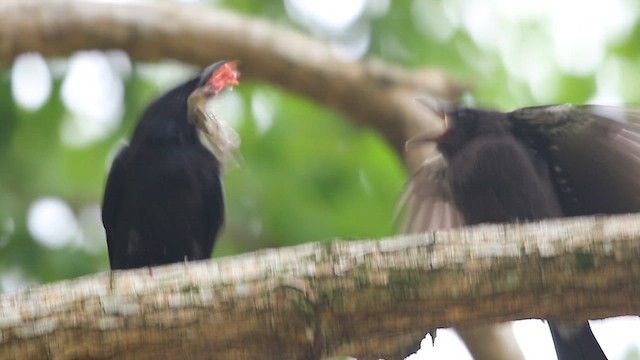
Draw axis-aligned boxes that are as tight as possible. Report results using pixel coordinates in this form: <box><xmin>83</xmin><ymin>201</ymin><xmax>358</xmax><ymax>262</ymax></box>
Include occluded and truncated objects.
<box><xmin>405</xmin><ymin>98</ymin><xmax>451</xmax><ymax>151</ymax></box>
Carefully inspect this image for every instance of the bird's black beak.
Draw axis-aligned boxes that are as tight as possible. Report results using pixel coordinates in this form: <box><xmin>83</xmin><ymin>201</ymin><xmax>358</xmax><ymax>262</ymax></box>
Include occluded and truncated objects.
<box><xmin>405</xmin><ymin>98</ymin><xmax>453</xmax><ymax>151</ymax></box>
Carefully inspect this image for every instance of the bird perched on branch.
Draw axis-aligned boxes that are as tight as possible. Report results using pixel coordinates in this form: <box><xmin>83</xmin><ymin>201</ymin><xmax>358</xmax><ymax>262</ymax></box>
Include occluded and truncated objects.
<box><xmin>102</xmin><ymin>60</ymin><xmax>240</xmax><ymax>270</ymax></box>
<box><xmin>402</xmin><ymin>101</ymin><xmax>640</xmax><ymax>360</ymax></box>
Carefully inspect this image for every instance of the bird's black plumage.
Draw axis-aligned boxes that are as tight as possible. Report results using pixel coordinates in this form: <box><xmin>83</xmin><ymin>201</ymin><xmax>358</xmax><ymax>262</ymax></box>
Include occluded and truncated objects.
<box><xmin>403</xmin><ymin>103</ymin><xmax>640</xmax><ymax>360</ymax></box>
<box><xmin>102</xmin><ymin>61</ymin><xmax>239</xmax><ymax>270</ymax></box>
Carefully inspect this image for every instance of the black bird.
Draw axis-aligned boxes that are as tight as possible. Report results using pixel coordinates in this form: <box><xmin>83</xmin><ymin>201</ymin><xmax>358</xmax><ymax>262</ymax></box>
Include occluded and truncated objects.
<box><xmin>403</xmin><ymin>102</ymin><xmax>640</xmax><ymax>360</ymax></box>
<box><xmin>102</xmin><ymin>61</ymin><xmax>240</xmax><ymax>270</ymax></box>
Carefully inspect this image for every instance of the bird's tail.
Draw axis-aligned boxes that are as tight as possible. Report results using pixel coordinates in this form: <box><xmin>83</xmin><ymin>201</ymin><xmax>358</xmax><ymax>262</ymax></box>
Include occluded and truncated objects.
<box><xmin>549</xmin><ymin>322</ymin><xmax>607</xmax><ymax>360</ymax></box>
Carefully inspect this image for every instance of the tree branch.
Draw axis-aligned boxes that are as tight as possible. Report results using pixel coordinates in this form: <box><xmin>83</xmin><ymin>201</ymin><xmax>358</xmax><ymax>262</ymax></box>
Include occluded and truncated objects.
<box><xmin>0</xmin><ymin>0</ymin><xmax>465</xmax><ymax>171</ymax></box>
<box><xmin>2</xmin><ymin>214</ymin><xmax>638</xmax><ymax>359</ymax></box>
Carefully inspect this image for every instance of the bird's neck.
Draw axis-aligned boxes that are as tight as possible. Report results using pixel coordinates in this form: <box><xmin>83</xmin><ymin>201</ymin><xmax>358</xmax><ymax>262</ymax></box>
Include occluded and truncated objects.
<box><xmin>131</xmin><ymin>78</ymin><xmax>200</xmax><ymax>147</ymax></box>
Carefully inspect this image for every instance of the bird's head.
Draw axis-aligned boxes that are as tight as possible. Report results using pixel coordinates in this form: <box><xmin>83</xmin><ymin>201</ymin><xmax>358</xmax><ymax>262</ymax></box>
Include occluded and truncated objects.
<box><xmin>187</xmin><ymin>60</ymin><xmax>241</xmax><ymax>166</ymax></box>
<box><xmin>405</xmin><ymin>98</ymin><xmax>461</xmax><ymax>156</ymax></box>
<box><xmin>406</xmin><ymin>98</ymin><xmax>509</xmax><ymax>158</ymax></box>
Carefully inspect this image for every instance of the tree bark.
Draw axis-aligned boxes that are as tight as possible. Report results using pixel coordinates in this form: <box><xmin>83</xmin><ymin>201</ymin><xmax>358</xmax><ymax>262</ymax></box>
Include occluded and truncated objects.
<box><xmin>1</xmin><ymin>214</ymin><xmax>639</xmax><ymax>359</ymax></box>
<box><xmin>0</xmin><ymin>0</ymin><xmax>465</xmax><ymax>172</ymax></box>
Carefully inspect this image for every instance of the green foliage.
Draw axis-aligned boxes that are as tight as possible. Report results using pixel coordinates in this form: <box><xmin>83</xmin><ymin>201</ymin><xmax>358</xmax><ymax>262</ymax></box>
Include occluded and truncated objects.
<box><xmin>215</xmin><ymin>83</ymin><xmax>405</xmax><ymax>255</ymax></box>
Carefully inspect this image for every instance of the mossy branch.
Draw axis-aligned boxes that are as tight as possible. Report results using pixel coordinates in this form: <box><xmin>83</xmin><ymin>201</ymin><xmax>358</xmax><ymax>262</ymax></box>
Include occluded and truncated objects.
<box><xmin>1</xmin><ymin>214</ymin><xmax>638</xmax><ymax>359</ymax></box>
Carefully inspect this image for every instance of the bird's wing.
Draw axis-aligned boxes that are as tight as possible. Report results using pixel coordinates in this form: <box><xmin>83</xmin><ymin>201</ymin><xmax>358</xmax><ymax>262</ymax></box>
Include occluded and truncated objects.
<box><xmin>101</xmin><ymin>146</ymin><xmax>129</xmax><ymax>269</ymax></box>
<box><xmin>510</xmin><ymin>105</ymin><xmax>640</xmax><ymax>215</ymax></box>
<box><xmin>511</xmin><ymin>105</ymin><xmax>640</xmax><ymax>360</ymax></box>
<box><xmin>399</xmin><ymin>154</ymin><xmax>526</xmax><ymax>360</ymax></box>
<box><xmin>398</xmin><ymin>153</ymin><xmax>465</xmax><ymax>233</ymax></box>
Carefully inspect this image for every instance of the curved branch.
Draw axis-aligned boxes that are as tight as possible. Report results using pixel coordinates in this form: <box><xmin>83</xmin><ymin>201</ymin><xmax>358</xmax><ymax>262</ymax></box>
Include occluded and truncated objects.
<box><xmin>1</xmin><ymin>213</ymin><xmax>639</xmax><ymax>359</ymax></box>
<box><xmin>0</xmin><ymin>0</ymin><xmax>465</xmax><ymax>171</ymax></box>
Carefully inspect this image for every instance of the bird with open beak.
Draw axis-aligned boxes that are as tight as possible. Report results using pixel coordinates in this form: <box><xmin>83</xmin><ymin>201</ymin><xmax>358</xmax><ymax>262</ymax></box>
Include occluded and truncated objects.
<box><xmin>402</xmin><ymin>100</ymin><xmax>640</xmax><ymax>360</ymax></box>
<box><xmin>102</xmin><ymin>60</ymin><xmax>240</xmax><ymax>270</ymax></box>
